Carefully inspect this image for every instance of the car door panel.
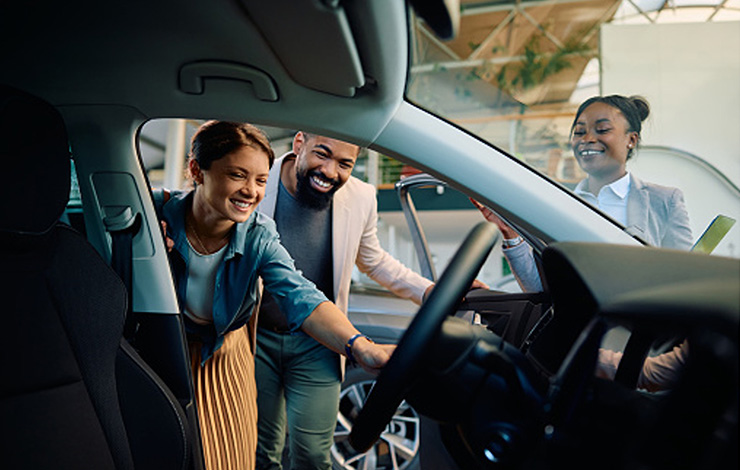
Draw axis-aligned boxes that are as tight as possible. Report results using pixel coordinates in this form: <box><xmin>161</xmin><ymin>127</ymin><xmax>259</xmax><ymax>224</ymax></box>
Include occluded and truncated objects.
<box><xmin>457</xmin><ymin>289</ymin><xmax>551</xmax><ymax>349</ymax></box>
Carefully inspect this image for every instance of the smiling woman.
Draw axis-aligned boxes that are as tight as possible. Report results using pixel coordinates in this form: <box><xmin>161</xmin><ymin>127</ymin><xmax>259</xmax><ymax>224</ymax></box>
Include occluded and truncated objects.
<box><xmin>477</xmin><ymin>94</ymin><xmax>693</xmax><ymax>293</ymax></box>
<box><xmin>187</xmin><ymin>139</ymin><xmax>270</xmax><ymax>254</ymax></box>
<box><xmin>568</xmin><ymin>95</ymin><xmax>692</xmax><ymax>249</ymax></box>
<box><xmin>571</xmin><ymin>95</ymin><xmax>646</xmax><ymax>194</ymax></box>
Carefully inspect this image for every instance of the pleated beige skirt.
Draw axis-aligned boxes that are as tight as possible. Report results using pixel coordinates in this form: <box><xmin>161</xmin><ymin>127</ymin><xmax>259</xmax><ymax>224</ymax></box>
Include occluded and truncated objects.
<box><xmin>189</xmin><ymin>325</ymin><xmax>258</xmax><ymax>470</ymax></box>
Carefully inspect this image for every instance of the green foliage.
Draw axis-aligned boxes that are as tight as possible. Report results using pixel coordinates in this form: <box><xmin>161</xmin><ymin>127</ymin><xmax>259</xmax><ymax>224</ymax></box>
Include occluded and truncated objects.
<box><xmin>351</xmin><ymin>153</ymin><xmax>406</xmax><ymax>185</ymax></box>
<box><xmin>491</xmin><ymin>34</ymin><xmax>590</xmax><ymax>96</ymax></box>
<box><xmin>380</xmin><ymin>155</ymin><xmax>405</xmax><ymax>184</ymax></box>
<box><xmin>482</xmin><ymin>31</ymin><xmax>591</xmax><ymax>151</ymax></box>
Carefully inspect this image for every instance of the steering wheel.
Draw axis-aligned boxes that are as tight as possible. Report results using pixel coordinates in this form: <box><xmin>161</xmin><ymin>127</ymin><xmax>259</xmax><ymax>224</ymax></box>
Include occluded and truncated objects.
<box><xmin>349</xmin><ymin>222</ymin><xmax>500</xmax><ymax>452</ymax></box>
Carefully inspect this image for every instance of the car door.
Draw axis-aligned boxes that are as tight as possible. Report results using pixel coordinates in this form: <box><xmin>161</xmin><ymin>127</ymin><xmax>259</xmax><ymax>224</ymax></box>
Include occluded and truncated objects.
<box><xmin>395</xmin><ymin>174</ymin><xmax>552</xmax><ymax>350</ymax></box>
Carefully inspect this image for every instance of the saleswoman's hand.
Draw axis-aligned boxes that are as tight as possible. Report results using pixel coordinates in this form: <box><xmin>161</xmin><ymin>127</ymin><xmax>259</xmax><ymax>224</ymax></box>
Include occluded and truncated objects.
<box><xmin>469</xmin><ymin>198</ymin><xmax>519</xmax><ymax>239</ymax></box>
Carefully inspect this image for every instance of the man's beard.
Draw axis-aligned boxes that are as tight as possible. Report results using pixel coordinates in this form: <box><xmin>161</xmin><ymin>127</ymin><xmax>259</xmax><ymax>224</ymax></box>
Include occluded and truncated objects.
<box><xmin>295</xmin><ymin>169</ymin><xmax>339</xmax><ymax>210</ymax></box>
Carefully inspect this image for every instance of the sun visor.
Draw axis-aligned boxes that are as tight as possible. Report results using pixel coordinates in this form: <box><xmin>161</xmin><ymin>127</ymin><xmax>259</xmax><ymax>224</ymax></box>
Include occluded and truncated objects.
<box><xmin>239</xmin><ymin>0</ymin><xmax>365</xmax><ymax>97</ymax></box>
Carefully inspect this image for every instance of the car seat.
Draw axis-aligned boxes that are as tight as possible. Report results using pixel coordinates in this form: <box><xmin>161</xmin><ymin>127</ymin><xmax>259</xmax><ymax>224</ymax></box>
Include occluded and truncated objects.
<box><xmin>0</xmin><ymin>84</ymin><xmax>191</xmax><ymax>470</ymax></box>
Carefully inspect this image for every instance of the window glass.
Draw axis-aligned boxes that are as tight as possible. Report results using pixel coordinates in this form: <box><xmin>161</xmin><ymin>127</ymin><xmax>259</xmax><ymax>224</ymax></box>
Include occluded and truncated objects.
<box><xmin>63</xmin><ymin>158</ymin><xmax>86</xmax><ymax>235</ymax></box>
<box><xmin>406</xmin><ymin>0</ymin><xmax>740</xmax><ymax>260</ymax></box>
<box><xmin>137</xmin><ymin>121</ymin><xmax>436</xmax><ymax>291</ymax></box>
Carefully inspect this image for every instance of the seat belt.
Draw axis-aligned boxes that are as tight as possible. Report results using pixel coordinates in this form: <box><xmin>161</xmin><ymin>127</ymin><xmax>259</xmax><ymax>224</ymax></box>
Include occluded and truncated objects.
<box><xmin>104</xmin><ymin>207</ymin><xmax>142</xmax><ymax>341</ymax></box>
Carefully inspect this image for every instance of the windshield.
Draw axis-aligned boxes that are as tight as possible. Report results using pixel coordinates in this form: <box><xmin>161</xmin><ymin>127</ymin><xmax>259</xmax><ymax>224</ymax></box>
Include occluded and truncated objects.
<box><xmin>405</xmin><ymin>0</ymin><xmax>740</xmax><ymax>260</ymax></box>
<box><xmin>138</xmin><ymin>3</ymin><xmax>739</xmax><ymax>295</ymax></box>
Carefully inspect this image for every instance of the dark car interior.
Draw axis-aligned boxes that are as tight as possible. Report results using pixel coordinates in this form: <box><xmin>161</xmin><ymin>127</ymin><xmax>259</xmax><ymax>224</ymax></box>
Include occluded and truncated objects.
<box><xmin>1</xmin><ymin>0</ymin><xmax>738</xmax><ymax>467</ymax></box>
<box><xmin>0</xmin><ymin>86</ymin><xmax>197</xmax><ymax>470</ymax></box>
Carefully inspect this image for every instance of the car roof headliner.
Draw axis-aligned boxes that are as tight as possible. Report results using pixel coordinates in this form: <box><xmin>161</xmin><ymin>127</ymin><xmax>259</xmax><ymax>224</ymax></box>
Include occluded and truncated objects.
<box><xmin>0</xmin><ymin>0</ymin><xmax>410</xmax><ymax>145</ymax></box>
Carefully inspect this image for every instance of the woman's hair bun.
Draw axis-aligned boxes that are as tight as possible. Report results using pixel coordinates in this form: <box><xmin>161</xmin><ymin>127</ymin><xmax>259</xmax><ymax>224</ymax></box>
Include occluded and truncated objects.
<box><xmin>630</xmin><ymin>95</ymin><xmax>650</xmax><ymax>122</ymax></box>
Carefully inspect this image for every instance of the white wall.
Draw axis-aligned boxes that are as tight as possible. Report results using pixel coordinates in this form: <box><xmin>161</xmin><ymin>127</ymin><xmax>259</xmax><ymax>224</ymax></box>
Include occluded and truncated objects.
<box><xmin>601</xmin><ymin>21</ymin><xmax>740</xmax><ymax>187</ymax></box>
<box><xmin>629</xmin><ymin>146</ymin><xmax>740</xmax><ymax>258</ymax></box>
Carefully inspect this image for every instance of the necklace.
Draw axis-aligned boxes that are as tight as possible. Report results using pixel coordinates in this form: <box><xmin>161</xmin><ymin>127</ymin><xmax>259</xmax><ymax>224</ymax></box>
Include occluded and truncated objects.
<box><xmin>187</xmin><ymin>216</ymin><xmax>229</xmax><ymax>255</ymax></box>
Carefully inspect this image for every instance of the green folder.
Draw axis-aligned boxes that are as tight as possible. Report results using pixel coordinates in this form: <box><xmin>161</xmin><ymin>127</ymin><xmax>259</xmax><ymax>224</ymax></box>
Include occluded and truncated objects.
<box><xmin>691</xmin><ymin>215</ymin><xmax>736</xmax><ymax>254</ymax></box>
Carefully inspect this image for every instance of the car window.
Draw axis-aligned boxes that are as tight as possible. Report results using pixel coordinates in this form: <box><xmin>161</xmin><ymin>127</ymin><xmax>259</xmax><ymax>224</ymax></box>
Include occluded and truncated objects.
<box><xmin>138</xmin><ymin>120</ymin><xmax>521</xmax><ymax>292</ymax></box>
<box><xmin>405</xmin><ymin>0</ymin><xmax>740</xmax><ymax>259</ymax></box>
<box><xmin>138</xmin><ymin>120</ymin><xmax>433</xmax><ymax>292</ymax></box>
<box><xmin>62</xmin><ymin>159</ymin><xmax>86</xmax><ymax>236</ymax></box>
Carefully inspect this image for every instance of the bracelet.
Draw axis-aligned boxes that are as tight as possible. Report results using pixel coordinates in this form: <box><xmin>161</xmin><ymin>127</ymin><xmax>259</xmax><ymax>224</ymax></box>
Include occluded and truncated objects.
<box><xmin>502</xmin><ymin>236</ymin><xmax>524</xmax><ymax>249</ymax></box>
<box><xmin>345</xmin><ymin>333</ymin><xmax>373</xmax><ymax>365</ymax></box>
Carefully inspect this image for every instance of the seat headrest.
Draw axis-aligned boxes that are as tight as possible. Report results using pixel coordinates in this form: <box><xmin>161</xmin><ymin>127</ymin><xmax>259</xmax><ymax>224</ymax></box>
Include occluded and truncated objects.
<box><xmin>0</xmin><ymin>85</ymin><xmax>71</xmax><ymax>235</ymax></box>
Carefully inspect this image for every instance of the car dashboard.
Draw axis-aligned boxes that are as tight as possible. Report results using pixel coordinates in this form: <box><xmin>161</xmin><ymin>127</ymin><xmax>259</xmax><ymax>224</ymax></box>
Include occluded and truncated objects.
<box><xmin>350</xmin><ymin>227</ymin><xmax>738</xmax><ymax>469</ymax></box>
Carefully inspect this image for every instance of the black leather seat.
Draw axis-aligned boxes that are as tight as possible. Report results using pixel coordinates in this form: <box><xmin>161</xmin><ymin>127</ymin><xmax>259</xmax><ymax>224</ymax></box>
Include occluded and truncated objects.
<box><xmin>0</xmin><ymin>84</ymin><xmax>191</xmax><ymax>469</ymax></box>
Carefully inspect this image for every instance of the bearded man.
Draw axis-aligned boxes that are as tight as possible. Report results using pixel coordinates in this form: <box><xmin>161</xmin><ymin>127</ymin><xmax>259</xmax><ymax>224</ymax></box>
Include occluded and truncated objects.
<box><xmin>254</xmin><ymin>131</ymin><xmax>434</xmax><ymax>469</ymax></box>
